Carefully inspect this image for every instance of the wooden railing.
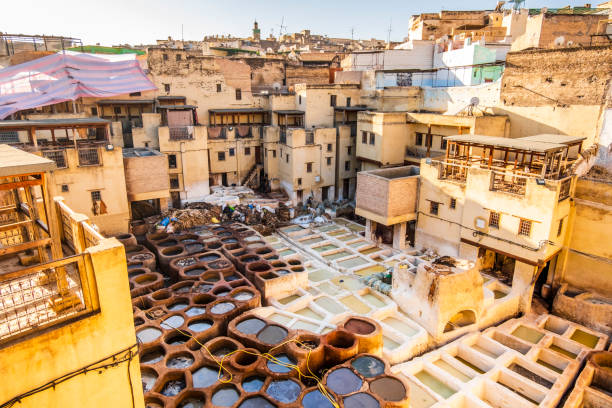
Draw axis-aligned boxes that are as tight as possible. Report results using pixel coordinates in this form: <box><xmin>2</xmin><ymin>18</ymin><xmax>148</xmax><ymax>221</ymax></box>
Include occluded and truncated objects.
<box><xmin>0</xmin><ymin>253</ymin><xmax>97</xmax><ymax>345</ymax></box>
<box><xmin>55</xmin><ymin>197</ymin><xmax>102</xmax><ymax>252</ymax></box>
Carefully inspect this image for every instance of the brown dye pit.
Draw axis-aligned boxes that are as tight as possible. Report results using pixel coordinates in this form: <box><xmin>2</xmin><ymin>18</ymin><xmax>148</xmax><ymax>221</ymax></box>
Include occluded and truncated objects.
<box><xmin>345</xmin><ymin>318</ymin><xmax>376</xmax><ymax>335</ymax></box>
<box><xmin>370</xmin><ymin>376</ymin><xmax>406</xmax><ymax>401</ymax></box>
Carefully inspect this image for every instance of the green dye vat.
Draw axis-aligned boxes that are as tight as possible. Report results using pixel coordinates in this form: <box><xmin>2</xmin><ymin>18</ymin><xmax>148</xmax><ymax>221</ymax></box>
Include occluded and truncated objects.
<box><xmin>549</xmin><ymin>344</ymin><xmax>577</xmax><ymax>359</ymax></box>
<box><xmin>269</xmin><ymin>313</ymin><xmax>292</xmax><ymax>325</ymax></box>
<box><xmin>512</xmin><ymin>325</ymin><xmax>545</xmax><ymax>344</ymax></box>
<box><xmin>314</xmin><ymin>244</ymin><xmax>339</xmax><ymax>252</ymax></box>
<box><xmin>278</xmin><ymin>294</ymin><xmax>300</xmax><ymax>305</ymax></box>
<box><xmin>454</xmin><ymin>355</ymin><xmax>485</xmax><ymax>374</ymax></box>
<box><xmin>314</xmin><ymin>297</ymin><xmax>345</xmax><ymax>314</ymax></box>
<box><xmin>295</xmin><ymin>307</ymin><xmax>323</xmax><ymax>321</ymax></box>
<box><xmin>279</xmin><ymin>249</ymin><xmax>296</xmax><ymax>257</ymax></box>
<box><xmin>359</xmin><ymin>246</ymin><xmax>381</xmax><ymax>255</ymax></box>
<box><xmin>317</xmin><ymin>282</ymin><xmax>341</xmax><ymax>296</ymax></box>
<box><xmin>383</xmin><ymin>336</ymin><xmax>400</xmax><ymax>350</ymax></box>
<box><xmin>570</xmin><ymin>329</ymin><xmax>599</xmax><ymax>348</ymax></box>
<box><xmin>433</xmin><ymin>359</ymin><xmax>472</xmax><ymax>382</ymax></box>
<box><xmin>323</xmin><ymin>250</ymin><xmax>352</xmax><ymax>260</ymax></box>
<box><xmin>536</xmin><ymin>359</ymin><xmax>563</xmax><ymax>374</ymax></box>
<box><xmin>414</xmin><ymin>371</ymin><xmax>456</xmax><ymax>399</ymax></box>
<box><xmin>407</xmin><ymin>379</ymin><xmax>437</xmax><ymax>408</ymax></box>
<box><xmin>493</xmin><ymin>290</ymin><xmax>508</xmax><ymax>299</ymax></box>
<box><xmin>337</xmin><ymin>256</ymin><xmax>369</xmax><ymax>268</ymax></box>
<box><xmin>382</xmin><ymin>317</ymin><xmax>418</xmax><ymax>337</ymax></box>
<box><xmin>362</xmin><ymin>293</ymin><xmax>386</xmax><ymax>308</ymax></box>
<box><xmin>308</xmin><ymin>269</ymin><xmax>334</xmax><ymax>282</ymax></box>
<box><xmin>340</xmin><ymin>295</ymin><xmax>371</xmax><ymax>314</ymax></box>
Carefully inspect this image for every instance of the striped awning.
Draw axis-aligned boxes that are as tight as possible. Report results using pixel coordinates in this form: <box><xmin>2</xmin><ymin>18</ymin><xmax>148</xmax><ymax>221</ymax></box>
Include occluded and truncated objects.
<box><xmin>0</xmin><ymin>52</ymin><xmax>157</xmax><ymax>119</ymax></box>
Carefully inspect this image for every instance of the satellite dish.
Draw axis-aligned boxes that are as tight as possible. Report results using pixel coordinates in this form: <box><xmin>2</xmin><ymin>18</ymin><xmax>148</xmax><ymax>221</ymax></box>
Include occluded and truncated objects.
<box><xmin>470</xmin><ymin>97</ymin><xmax>480</xmax><ymax>106</ymax></box>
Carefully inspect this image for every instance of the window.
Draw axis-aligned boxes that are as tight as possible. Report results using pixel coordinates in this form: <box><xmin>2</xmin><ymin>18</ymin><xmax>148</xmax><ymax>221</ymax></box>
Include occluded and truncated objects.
<box><xmin>362</xmin><ymin>131</ymin><xmax>368</xmax><ymax>144</ymax></box>
<box><xmin>347</xmin><ymin>146</ymin><xmax>352</xmax><ymax>155</ymax></box>
<box><xmin>326</xmin><ymin>157</ymin><xmax>332</xmax><ymax>166</ymax></box>
<box><xmin>216</xmin><ymin>83</ymin><xmax>222</xmax><ymax>93</ymax></box>
<box><xmin>129</xmin><ymin>92</ymin><xmax>141</xmax><ymax>97</ymax></box>
<box><xmin>327</xmin><ymin>143</ymin><xmax>332</xmax><ymax>152</ymax></box>
<box><xmin>557</xmin><ymin>218</ymin><xmax>564</xmax><ymax>237</ymax></box>
<box><xmin>244</xmin><ymin>147</ymin><xmax>251</xmax><ymax>155</ymax></box>
<box><xmin>229</xmin><ymin>148</ymin><xmax>235</xmax><ymax>157</ymax></box>
<box><xmin>286</xmin><ymin>154</ymin><xmax>289</xmax><ymax>163</ymax></box>
<box><xmin>272</xmin><ymin>150</ymin><xmax>276</xmax><ymax>158</ymax></box>
<box><xmin>91</xmin><ymin>107</ymin><xmax>98</xmax><ymax>116</ymax></box>
<box><xmin>306</xmin><ymin>162</ymin><xmax>313</xmax><ymax>172</ymax></box>
<box><xmin>346</xmin><ymin>97</ymin><xmax>351</xmax><ymax>107</ymax></box>
<box><xmin>369</xmin><ymin>133</ymin><xmax>375</xmax><ymax>145</ymax></box>
<box><xmin>518</xmin><ymin>219</ymin><xmax>532</xmax><ymax>236</ymax></box>
<box><xmin>169</xmin><ymin>175</ymin><xmax>179</xmax><ymax>189</ymax></box>
<box><xmin>450</xmin><ymin>198</ymin><xmax>456</xmax><ymax>209</ymax></box>
<box><xmin>91</xmin><ymin>190</ymin><xmax>102</xmax><ymax>202</ymax></box>
<box><xmin>235</xmin><ymin>89</ymin><xmax>242</xmax><ymax>100</ymax></box>
<box><xmin>297</xmin><ymin>178</ymin><xmax>302</xmax><ymax>185</ymax></box>
<box><xmin>441</xmin><ymin>137</ymin><xmax>447</xmax><ymax>150</ymax></box>
<box><xmin>489</xmin><ymin>212</ymin><xmax>500</xmax><ymax>229</ymax></box>
<box><xmin>61</xmin><ymin>184</ymin><xmax>69</xmax><ymax>192</ymax></box>
<box><xmin>168</xmin><ymin>154</ymin><xmax>177</xmax><ymax>169</ymax></box>
<box><xmin>416</xmin><ymin>133</ymin><xmax>423</xmax><ymax>146</ymax></box>
<box><xmin>163</xmin><ymin>53</ymin><xmax>168</xmax><ymax>61</ymax></box>
<box><xmin>218</xmin><ymin>151</ymin><xmax>226</xmax><ymax>161</ymax></box>
<box><xmin>176</xmin><ymin>54</ymin><xmax>182</xmax><ymax>61</ymax></box>
<box><xmin>330</xmin><ymin>95</ymin><xmax>337</xmax><ymax>107</ymax></box>
<box><xmin>345</xmin><ymin>161</ymin><xmax>350</xmax><ymax>171</ymax></box>
<box><xmin>164</xmin><ymin>84</ymin><xmax>170</xmax><ymax>93</ymax></box>
<box><xmin>299</xmin><ymin>95</ymin><xmax>302</xmax><ymax>104</ymax></box>
<box><xmin>113</xmin><ymin>107</ymin><xmax>122</xmax><ymax>115</ymax></box>
<box><xmin>429</xmin><ymin>201</ymin><xmax>439</xmax><ymax>216</ymax></box>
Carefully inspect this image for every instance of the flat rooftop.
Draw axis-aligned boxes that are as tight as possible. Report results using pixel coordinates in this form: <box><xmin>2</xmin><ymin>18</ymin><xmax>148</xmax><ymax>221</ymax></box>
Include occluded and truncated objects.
<box><xmin>519</xmin><ymin>134</ymin><xmax>586</xmax><ymax>145</ymax></box>
<box><xmin>96</xmin><ymin>99</ymin><xmax>155</xmax><ymax>105</ymax></box>
<box><xmin>122</xmin><ymin>147</ymin><xmax>165</xmax><ymax>158</ymax></box>
<box><xmin>0</xmin><ymin>144</ymin><xmax>56</xmax><ymax>176</ymax></box>
<box><xmin>209</xmin><ymin>108</ymin><xmax>268</xmax><ymax>114</ymax></box>
<box><xmin>445</xmin><ymin>134</ymin><xmax>567</xmax><ymax>153</ymax></box>
<box><xmin>363</xmin><ymin>165</ymin><xmax>420</xmax><ymax>180</ymax></box>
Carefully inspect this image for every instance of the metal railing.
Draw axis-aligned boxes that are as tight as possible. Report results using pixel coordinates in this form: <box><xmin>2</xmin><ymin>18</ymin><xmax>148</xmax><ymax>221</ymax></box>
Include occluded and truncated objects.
<box><xmin>169</xmin><ymin>126</ymin><xmax>194</xmax><ymax>140</ymax></box>
<box><xmin>42</xmin><ymin>150</ymin><xmax>68</xmax><ymax>169</ymax></box>
<box><xmin>0</xmin><ymin>254</ymin><xmax>92</xmax><ymax>344</ymax></box>
<box><xmin>82</xmin><ymin>222</ymin><xmax>104</xmax><ymax>249</ymax></box>
<box><xmin>77</xmin><ymin>147</ymin><xmax>101</xmax><ymax>166</ymax></box>
<box><xmin>305</xmin><ymin>131</ymin><xmax>315</xmax><ymax>145</ymax></box>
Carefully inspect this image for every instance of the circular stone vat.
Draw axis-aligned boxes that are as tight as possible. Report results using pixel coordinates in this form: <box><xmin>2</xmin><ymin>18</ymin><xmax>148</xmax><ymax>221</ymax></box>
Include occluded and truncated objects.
<box><xmin>232</xmin><ymin>290</ymin><xmax>254</xmax><ymax>301</ymax></box>
<box><xmin>167</xmin><ymin>301</ymin><xmax>189</xmax><ymax>311</ymax></box>
<box><xmin>192</xmin><ymin>366</ymin><xmax>219</xmax><ymax>388</ymax></box>
<box><xmin>162</xmin><ymin>246</ymin><xmax>183</xmax><ymax>256</ymax></box>
<box><xmin>141</xmin><ymin>367</ymin><xmax>158</xmax><ymax>392</ymax></box>
<box><xmin>211</xmin><ymin>385</ymin><xmax>239</xmax><ymax>407</ymax></box>
<box><xmin>128</xmin><ymin>269</ymin><xmax>146</xmax><ymax>278</ymax></box>
<box><xmin>161</xmin><ymin>315</ymin><xmax>185</xmax><ymax>329</ymax></box>
<box><xmin>178</xmin><ymin>396</ymin><xmax>205</xmax><ymax>408</ymax></box>
<box><xmin>167</xmin><ymin>353</ymin><xmax>194</xmax><ymax>369</ymax></box>
<box><xmin>256</xmin><ymin>325</ymin><xmax>288</xmax><ymax>344</ymax></box>
<box><xmin>175</xmin><ymin>257</ymin><xmax>197</xmax><ymax>267</ymax></box>
<box><xmin>136</xmin><ymin>327</ymin><xmax>162</xmax><ymax>343</ymax></box>
<box><xmin>185</xmin><ymin>307</ymin><xmax>206</xmax><ymax>317</ymax></box>
<box><xmin>302</xmin><ymin>389</ymin><xmax>336</xmax><ymax>408</ymax></box>
<box><xmin>199</xmin><ymin>253</ymin><xmax>221</xmax><ymax>262</ymax></box>
<box><xmin>134</xmin><ymin>317</ymin><xmax>144</xmax><ymax>327</ymax></box>
<box><xmin>188</xmin><ymin>319</ymin><xmax>212</xmax><ymax>332</ymax></box>
<box><xmin>370</xmin><ymin>376</ymin><xmax>406</xmax><ymax>401</ymax></box>
<box><xmin>158</xmin><ymin>239</ymin><xmax>178</xmax><ymax>247</ymax></box>
<box><xmin>242</xmin><ymin>376</ymin><xmax>265</xmax><ymax>393</ymax></box>
<box><xmin>236</xmin><ymin>318</ymin><xmax>266</xmax><ymax>335</ymax></box>
<box><xmin>345</xmin><ymin>318</ymin><xmax>376</xmax><ymax>335</ymax></box>
<box><xmin>266</xmin><ymin>379</ymin><xmax>301</xmax><ymax>403</ymax></box>
<box><xmin>238</xmin><ymin>397</ymin><xmax>276</xmax><ymax>408</ymax></box>
<box><xmin>267</xmin><ymin>354</ymin><xmax>295</xmax><ymax>373</ymax></box>
<box><xmin>208</xmin><ymin>259</ymin><xmax>231</xmax><ymax>269</ymax></box>
<box><xmin>202</xmin><ymin>272</ymin><xmax>221</xmax><ymax>282</ymax></box>
<box><xmin>210</xmin><ymin>302</ymin><xmax>236</xmax><ymax>315</ymax></box>
<box><xmin>184</xmin><ymin>267</ymin><xmax>207</xmax><ymax>277</ymax></box>
<box><xmin>351</xmin><ymin>356</ymin><xmax>385</xmax><ymax>378</ymax></box>
<box><xmin>161</xmin><ymin>377</ymin><xmax>186</xmax><ymax>397</ymax></box>
<box><xmin>326</xmin><ymin>367</ymin><xmax>363</xmax><ymax>395</ymax></box>
<box><xmin>186</xmin><ymin>243</ymin><xmax>205</xmax><ymax>253</ymax></box>
<box><xmin>343</xmin><ymin>393</ymin><xmax>380</xmax><ymax>408</ymax></box>
<box><xmin>165</xmin><ymin>332</ymin><xmax>190</xmax><ymax>346</ymax></box>
<box><xmin>141</xmin><ymin>347</ymin><xmax>165</xmax><ymax>365</ymax></box>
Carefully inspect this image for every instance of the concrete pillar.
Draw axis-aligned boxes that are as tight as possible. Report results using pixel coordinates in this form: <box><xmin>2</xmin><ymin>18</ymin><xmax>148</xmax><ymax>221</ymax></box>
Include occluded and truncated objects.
<box><xmin>365</xmin><ymin>219</ymin><xmax>376</xmax><ymax>242</ymax></box>
<box><xmin>513</xmin><ymin>261</ymin><xmax>537</xmax><ymax>314</ymax></box>
<box><xmin>393</xmin><ymin>222</ymin><xmax>407</xmax><ymax>250</ymax></box>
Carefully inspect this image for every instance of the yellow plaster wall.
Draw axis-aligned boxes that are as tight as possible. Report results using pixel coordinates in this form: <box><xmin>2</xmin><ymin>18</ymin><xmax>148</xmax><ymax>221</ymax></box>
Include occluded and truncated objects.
<box><xmin>0</xmin><ymin>239</ymin><xmax>143</xmax><ymax>408</ymax></box>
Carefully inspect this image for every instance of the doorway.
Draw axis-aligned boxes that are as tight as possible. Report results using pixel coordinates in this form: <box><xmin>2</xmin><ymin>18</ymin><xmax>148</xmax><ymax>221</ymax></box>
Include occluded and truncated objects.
<box><xmin>221</xmin><ymin>173</ymin><xmax>228</xmax><ymax>187</ymax></box>
<box><xmin>342</xmin><ymin>178</ymin><xmax>350</xmax><ymax>200</ymax></box>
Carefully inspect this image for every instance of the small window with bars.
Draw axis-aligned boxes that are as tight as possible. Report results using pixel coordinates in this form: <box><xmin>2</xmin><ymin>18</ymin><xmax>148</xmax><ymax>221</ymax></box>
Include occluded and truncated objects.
<box><xmin>326</xmin><ymin>157</ymin><xmax>332</xmax><ymax>166</ymax></box>
<box><xmin>429</xmin><ymin>201</ymin><xmax>439</xmax><ymax>216</ymax></box>
<box><xmin>169</xmin><ymin>175</ymin><xmax>180</xmax><ymax>189</ymax></box>
<box><xmin>244</xmin><ymin>147</ymin><xmax>251</xmax><ymax>155</ymax></box>
<box><xmin>327</xmin><ymin>143</ymin><xmax>332</xmax><ymax>152</ymax></box>
<box><xmin>369</xmin><ymin>133</ymin><xmax>375</xmax><ymax>145</ymax></box>
<box><xmin>450</xmin><ymin>198</ymin><xmax>456</xmax><ymax>209</ymax></box>
<box><xmin>518</xmin><ymin>219</ymin><xmax>532</xmax><ymax>237</ymax></box>
<box><xmin>168</xmin><ymin>154</ymin><xmax>177</xmax><ymax>169</ymax></box>
<box><xmin>235</xmin><ymin>89</ymin><xmax>242</xmax><ymax>100</ymax></box>
<box><xmin>91</xmin><ymin>190</ymin><xmax>102</xmax><ymax>202</ymax></box>
<box><xmin>43</xmin><ymin>150</ymin><xmax>67</xmax><ymax>168</ymax></box>
<box><xmin>306</xmin><ymin>162</ymin><xmax>313</xmax><ymax>173</ymax></box>
<box><xmin>218</xmin><ymin>152</ymin><xmax>226</xmax><ymax>161</ymax></box>
<box><xmin>489</xmin><ymin>211</ymin><xmax>500</xmax><ymax>229</ymax></box>
<box><xmin>415</xmin><ymin>133</ymin><xmax>423</xmax><ymax>146</ymax></box>
<box><xmin>345</xmin><ymin>161</ymin><xmax>350</xmax><ymax>171</ymax></box>
<box><xmin>362</xmin><ymin>131</ymin><xmax>368</xmax><ymax>144</ymax></box>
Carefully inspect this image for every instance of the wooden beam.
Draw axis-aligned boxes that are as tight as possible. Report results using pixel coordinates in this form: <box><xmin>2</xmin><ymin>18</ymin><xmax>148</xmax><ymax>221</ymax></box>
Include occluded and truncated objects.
<box><xmin>0</xmin><ymin>179</ymin><xmax>43</xmax><ymax>191</ymax></box>
<box><xmin>0</xmin><ymin>237</ymin><xmax>51</xmax><ymax>257</ymax></box>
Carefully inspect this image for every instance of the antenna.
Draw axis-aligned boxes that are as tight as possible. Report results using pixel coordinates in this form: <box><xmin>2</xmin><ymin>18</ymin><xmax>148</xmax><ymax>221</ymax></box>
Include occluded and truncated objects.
<box><xmin>277</xmin><ymin>16</ymin><xmax>287</xmax><ymax>37</ymax></box>
<box><xmin>181</xmin><ymin>24</ymin><xmax>184</xmax><ymax>43</ymax></box>
<box><xmin>351</xmin><ymin>27</ymin><xmax>355</xmax><ymax>41</ymax></box>
<box><xmin>387</xmin><ymin>18</ymin><xmax>393</xmax><ymax>44</ymax></box>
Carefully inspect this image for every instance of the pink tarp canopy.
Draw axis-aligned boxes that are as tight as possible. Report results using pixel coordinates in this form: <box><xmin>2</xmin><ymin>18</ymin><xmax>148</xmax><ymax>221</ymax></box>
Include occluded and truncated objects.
<box><xmin>0</xmin><ymin>53</ymin><xmax>157</xmax><ymax>119</ymax></box>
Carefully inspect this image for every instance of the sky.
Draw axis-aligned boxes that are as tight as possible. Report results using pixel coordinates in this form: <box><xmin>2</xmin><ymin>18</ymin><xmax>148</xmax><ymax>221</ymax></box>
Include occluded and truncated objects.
<box><xmin>3</xmin><ymin>0</ymin><xmax>596</xmax><ymax>46</ymax></box>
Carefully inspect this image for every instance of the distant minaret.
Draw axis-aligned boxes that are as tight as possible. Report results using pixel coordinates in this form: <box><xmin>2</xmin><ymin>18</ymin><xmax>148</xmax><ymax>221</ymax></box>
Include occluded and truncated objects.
<box><xmin>253</xmin><ymin>20</ymin><xmax>261</xmax><ymax>41</ymax></box>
